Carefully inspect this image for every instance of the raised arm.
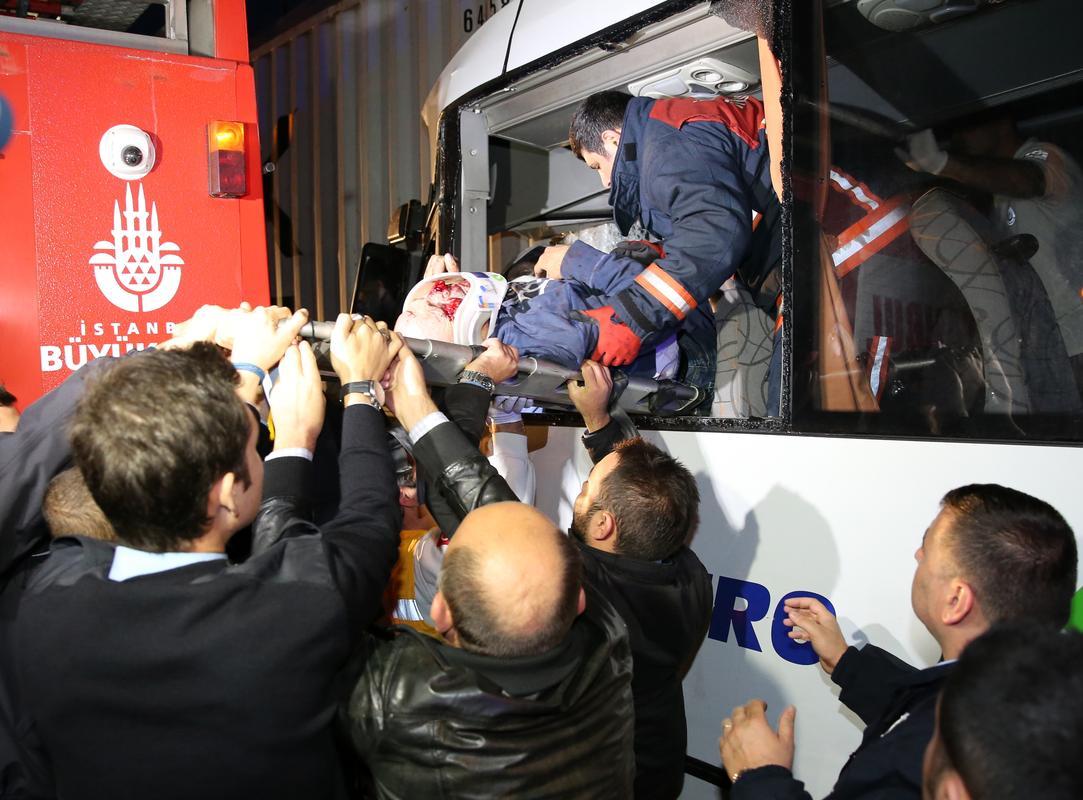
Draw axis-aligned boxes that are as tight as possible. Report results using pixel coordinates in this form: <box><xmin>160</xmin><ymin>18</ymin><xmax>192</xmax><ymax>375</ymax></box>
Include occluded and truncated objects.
<box><xmin>0</xmin><ymin>360</ymin><xmax>110</xmax><ymax>573</ymax></box>
<box><xmin>421</xmin><ymin>339</ymin><xmax>520</xmax><ymax>536</ymax></box>
<box><xmin>784</xmin><ymin>597</ymin><xmax>917</xmax><ymax>725</ymax></box>
<box><xmin>567</xmin><ymin>360</ymin><xmax>639</xmax><ymax>464</ymax></box>
<box><xmin>389</xmin><ymin>347</ymin><xmax>517</xmax><ymax>534</ymax></box>
<box><xmin>250</xmin><ymin>340</ymin><xmax>326</xmax><ymax>554</ymax></box>
<box><xmin>316</xmin><ymin>315</ymin><xmax>405</xmax><ymax>634</ymax></box>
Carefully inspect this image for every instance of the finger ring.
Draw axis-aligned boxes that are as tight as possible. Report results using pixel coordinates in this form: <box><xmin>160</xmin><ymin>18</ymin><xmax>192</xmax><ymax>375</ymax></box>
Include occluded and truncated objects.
<box><xmin>722</xmin><ymin>719</ymin><xmax>733</xmax><ymax>731</ymax></box>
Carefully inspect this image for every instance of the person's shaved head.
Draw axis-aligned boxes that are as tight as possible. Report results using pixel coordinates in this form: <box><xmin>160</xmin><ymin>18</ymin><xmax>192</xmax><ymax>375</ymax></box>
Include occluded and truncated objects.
<box><xmin>438</xmin><ymin>502</ymin><xmax>582</xmax><ymax>658</ymax></box>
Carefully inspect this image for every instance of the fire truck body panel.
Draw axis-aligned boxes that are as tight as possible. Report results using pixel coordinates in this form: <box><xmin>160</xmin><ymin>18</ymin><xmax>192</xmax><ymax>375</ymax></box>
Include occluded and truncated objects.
<box><xmin>0</xmin><ymin>25</ymin><xmax>267</xmax><ymax>404</ymax></box>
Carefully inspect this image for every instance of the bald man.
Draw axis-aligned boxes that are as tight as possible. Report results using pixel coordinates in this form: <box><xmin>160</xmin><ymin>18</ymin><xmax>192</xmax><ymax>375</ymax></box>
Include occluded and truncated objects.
<box><xmin>340</xmin><ymin>348</ymin><xmax>635</xmax><ymax>799</ymax></box>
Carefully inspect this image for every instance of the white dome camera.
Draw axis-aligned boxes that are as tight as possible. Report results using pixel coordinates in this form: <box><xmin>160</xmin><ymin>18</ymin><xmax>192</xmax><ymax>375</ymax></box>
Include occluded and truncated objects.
<box><xmin>99</xmin><ymin>124</ymin><xmax>156</xmax><ymax>180</ymax></box>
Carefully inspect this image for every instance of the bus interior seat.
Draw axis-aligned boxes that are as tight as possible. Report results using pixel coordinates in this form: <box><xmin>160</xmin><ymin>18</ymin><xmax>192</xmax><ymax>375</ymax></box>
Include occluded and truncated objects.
<box><xmin>908</xmin><ymin>186</ymin><xmax>1081</xmax><ymax>415</ymax></box>
<box><xmin>712</xmin><ymin>278</ymin><xmax>773</xmax><ymax>418</ymax></box>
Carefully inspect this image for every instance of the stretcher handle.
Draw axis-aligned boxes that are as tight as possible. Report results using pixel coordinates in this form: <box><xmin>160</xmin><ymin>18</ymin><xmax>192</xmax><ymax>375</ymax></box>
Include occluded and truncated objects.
<box><xmin>299</xmin><ymin>321</ymin><xmax>701</xmax><ymax>416</ymax></box>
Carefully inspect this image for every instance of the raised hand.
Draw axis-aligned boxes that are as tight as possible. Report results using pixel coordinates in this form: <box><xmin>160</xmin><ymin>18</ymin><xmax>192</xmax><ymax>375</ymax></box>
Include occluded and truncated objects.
<box><xmin>567</xmin><ymin>360</ymin><xmax>613</xmax><ymax>432</ymax></box>
<box><xmin>424</xmin><ymin>252</ymin><xmax>460</xmax><ymax>278</ymax></box>
<box><xmin>269</xmin><ymin>341</ymin><xmax>325</xmax><ymax>452</ymax></box>
<box><xmin>384</xmin><ymin>344</ymin><xmax>437</xmax><ymax>431</ymax></box>
<box><xmin>330</xmin><ymin>314</ymin><xmax>402</xmax><ymax>384</ymax></box>
<box><xmin>783</xmin><ymin>597</ymin><xmax>848</xmax><ymax>675</ymax></box>
<box><xmin>465</xmin><ymin>338</ymin><xmax>519</xmax><ymax>384</ymax></box>
<box><xmin>230</xmin><ymin>306</ymin><xmax>309</xmax><ymax>372</ymax></box>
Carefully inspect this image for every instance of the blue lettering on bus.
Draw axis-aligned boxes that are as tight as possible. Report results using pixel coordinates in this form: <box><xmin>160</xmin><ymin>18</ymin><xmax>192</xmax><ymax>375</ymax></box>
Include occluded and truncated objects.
<box><xmin>707</xmin><ymin>576</ymin><xmax>836</xmax><ymax>666</ymax></box>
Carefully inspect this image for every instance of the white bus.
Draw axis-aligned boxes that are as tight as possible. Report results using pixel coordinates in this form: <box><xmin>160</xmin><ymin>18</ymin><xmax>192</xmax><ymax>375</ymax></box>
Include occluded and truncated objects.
<box><xmin>407</xmin><ymin>0</ymin><xmax>1083</xmax><ymax>796</ymax></box>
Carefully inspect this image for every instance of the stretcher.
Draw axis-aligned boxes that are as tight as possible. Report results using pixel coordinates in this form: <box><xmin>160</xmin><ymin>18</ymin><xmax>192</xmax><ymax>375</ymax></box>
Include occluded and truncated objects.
<box><xmin>299</xmin><ymin>320</ymin><xmax>703</xmax><ymax>416</ymax></box>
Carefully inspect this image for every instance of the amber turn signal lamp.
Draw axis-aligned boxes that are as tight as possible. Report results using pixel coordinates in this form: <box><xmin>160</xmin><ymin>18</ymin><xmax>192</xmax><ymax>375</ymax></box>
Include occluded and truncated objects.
<box><xmin>208</xmin><ymin>121</ymin><xmax>247</xmax><ymax>198</ymax></box>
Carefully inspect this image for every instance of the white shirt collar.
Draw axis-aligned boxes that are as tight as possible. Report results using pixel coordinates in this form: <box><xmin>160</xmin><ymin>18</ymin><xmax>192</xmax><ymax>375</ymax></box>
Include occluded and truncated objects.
<box><xmin>108</xmin><ymin>546</ymin><xmax>227</xmax><ymax>582</ymax></box>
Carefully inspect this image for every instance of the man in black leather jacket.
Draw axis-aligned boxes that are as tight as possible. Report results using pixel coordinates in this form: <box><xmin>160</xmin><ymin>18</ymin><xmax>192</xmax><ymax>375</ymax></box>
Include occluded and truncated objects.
<box><xmin>341</xmin><ymin>346</ymin><xmax>635</xmax><ymax>799</ymax></box>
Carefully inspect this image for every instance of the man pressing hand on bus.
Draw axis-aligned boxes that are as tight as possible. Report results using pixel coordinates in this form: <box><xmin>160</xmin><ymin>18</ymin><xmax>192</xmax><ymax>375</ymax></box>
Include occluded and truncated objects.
<box><xmin>720</xmin><ymin>484</ymin><xmax>1078</xmax><ymax>800</ymax></box>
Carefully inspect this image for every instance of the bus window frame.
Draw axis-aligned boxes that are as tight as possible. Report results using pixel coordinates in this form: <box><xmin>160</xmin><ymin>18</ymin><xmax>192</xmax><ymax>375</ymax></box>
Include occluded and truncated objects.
<box><xmin>430</xmin><ymin>0</ymin><xmax>1083</xmax><ymax>444</ymax></box>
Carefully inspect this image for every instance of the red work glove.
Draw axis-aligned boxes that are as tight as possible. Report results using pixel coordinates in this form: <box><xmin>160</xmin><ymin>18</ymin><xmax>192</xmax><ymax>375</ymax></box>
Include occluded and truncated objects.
<box><xmin>578</xmin><ymin>306</ymin><xmax>643</xmax><ymax>366</ymax></box>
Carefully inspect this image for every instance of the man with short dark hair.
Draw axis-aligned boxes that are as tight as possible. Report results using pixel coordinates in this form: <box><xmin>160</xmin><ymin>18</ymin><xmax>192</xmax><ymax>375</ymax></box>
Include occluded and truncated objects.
<box><xmin>12</xmin><ymin>310</ymin><xmax>404</xmax><ymax>800</ymax></box>
<box><xmin>571</xmin><ymin>436</ymin><xmax>699</xmax><ymax>561</ymax></box>
<box><xmin>342</xmin><ymin>347</ymin><xmax>635</xmax><ymax>798</ymax></box>
<box><xmin>720</xmin><ymin>484</ymin><xmax>1079</xmax><ymax>800</ymax></box>
<box><xmin>533</xmin><ymin>89</ymin><xmax>780</xmax><ymax>400</ymax></box>
<box><xmin>922</xmin><ymin>624</ymin><xmax>1083</xmax><ymax>800</ymax></box>
<box><xmin>566</xmin><ymin>360</ymin><xmax>712</xmax><ymax>799</ymax></box>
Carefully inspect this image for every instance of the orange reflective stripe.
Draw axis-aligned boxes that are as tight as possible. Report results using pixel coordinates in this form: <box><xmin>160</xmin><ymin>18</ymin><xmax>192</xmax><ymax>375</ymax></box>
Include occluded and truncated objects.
<box><xmin>829</xmin><ymin>168</ymin><xmax>882</xmax><ymax>211</ymax></box>
<box><xmin>634</xmin><ymin>264</ymin><xmax>697</xmax><ymax>321</ymax></box>
<box><xmin>832</xmin><ymin>195</ymin><xmax>910</xmax><ymax>279</ymax></box>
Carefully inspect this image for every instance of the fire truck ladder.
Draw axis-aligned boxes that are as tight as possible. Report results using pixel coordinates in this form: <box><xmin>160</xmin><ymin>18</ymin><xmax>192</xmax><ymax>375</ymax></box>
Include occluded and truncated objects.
<box><xmin>300</xmin><ymin>321</ymin><xmax>703</xmax><ymax>417</ymax></box>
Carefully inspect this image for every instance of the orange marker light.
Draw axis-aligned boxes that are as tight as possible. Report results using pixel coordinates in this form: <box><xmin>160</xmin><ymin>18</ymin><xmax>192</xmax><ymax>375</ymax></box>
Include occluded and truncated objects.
<box><xmin>207</xmin><ymin>121</ymin><xmax>247</xmax><ymax>198</ymax></box>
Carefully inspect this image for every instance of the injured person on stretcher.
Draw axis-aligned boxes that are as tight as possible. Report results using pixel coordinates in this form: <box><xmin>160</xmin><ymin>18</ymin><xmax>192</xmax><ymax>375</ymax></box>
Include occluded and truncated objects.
<box><xmin>394</xmin><ymin>246</ymin><xmax>684</xmax><ymax>383</ymax></box>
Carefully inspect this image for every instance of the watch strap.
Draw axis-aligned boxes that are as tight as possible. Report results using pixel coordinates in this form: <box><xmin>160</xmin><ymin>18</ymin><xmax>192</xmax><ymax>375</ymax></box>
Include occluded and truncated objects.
<box><xmin>458</xmin><ymin>369</ymin><xmax>496</xmax><ymax>393</ymax></box>
<box><xmin>340</xmin><ymin>380</ymin><xmax>382</xmax><ymax>409</ymax></box>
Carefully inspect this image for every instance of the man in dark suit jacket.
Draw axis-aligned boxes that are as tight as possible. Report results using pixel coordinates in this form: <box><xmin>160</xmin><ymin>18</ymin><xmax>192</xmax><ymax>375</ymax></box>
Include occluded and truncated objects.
<box><xmin>719</xmin><ymin>484</ymin><xmax>1078</xmax><ymax>799</ymax></box>
<box><xmin>1</xmin><ymin>305</ymin><xmax>279</xmax><ymax>796</ymax></box>
<box><xmin>12</xmin><ymin>309</ymin><xmax>404</xmax><ymax>800</ymax></box>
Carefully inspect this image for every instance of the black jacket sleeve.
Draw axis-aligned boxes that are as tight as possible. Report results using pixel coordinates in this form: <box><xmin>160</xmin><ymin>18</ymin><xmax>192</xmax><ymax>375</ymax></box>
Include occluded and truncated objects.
<box><xmin>441</xmin><ymin>383</ymin><xmax>491</xmax><ymax>447</ymax></box>
<box><xmin>580</xmin><ymin>412</ymin><xmax>639</xmax><ymax>464</ymax></box>
<box><xmin>731</xmin><ymin>766</ymin><xmax>813</xmax><ymax>800</ymax></box>
<box><xmin>832</xmin><ymin>645</ymin><xmax>919</xmax><ymax>727</ymax></box>
<box><xmin>318</xmin><ymin>405</ymin><xmax>402</xmax><ymax>636</ymax></box>
<box><xmin>417</xmin><ymin>382</ymin><xmax>493</xmax><ymax>537</ymax></box>
<box><xmin>249</xmin><ymin>455</ymin><xmax>316</xmax><ymax>555</ymax></box>
<box><xmin>0</xmin><ymin>359</ymin><xmax>112</xmax><ymax>575</ymax></box>
<box><xmin>411</xmin><ymin>420</ymin><xmax>517</xmax><ymax>534</ymax></box>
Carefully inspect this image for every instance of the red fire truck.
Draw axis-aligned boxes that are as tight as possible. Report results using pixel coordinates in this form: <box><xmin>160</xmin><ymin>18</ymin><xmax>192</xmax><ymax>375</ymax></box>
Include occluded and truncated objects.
<box><xmin>0</xmin><ymin>0</ymin><xmax>268</xmax><ymax>406</ymax></box>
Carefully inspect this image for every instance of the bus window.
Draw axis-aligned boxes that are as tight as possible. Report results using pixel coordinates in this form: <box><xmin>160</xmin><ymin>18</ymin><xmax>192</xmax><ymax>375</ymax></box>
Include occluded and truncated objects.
<box><xmin>792</xmin><ymin>0</ymin><xmax>1083</xmax><ymax>440</ymax></box>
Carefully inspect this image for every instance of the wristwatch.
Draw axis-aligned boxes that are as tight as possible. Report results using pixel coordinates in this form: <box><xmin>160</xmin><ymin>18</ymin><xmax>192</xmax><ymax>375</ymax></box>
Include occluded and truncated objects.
<box><xmin>339</xmin><ymin>380</ymin><xmax>384</xmax><ymax>410</ymax></box>
<box><xmin>458</xmin><ymin>369</ymin><xmax>496</xmax><ymax>394</ymax></box>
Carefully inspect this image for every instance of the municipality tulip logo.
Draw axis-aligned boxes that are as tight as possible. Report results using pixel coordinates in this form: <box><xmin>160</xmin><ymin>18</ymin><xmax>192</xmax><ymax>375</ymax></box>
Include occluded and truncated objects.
<box><xmin>90</xmin><ymin>183</ymin><xmax>183</xmax><ymax>312</ymax></box>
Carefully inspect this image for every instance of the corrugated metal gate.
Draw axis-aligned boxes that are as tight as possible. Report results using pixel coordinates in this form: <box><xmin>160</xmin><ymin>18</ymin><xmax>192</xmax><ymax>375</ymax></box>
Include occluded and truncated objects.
<box><xmin>252</xmin><ymin>0</ymin><xmax>483</xmax><ymax>319</ymax></box>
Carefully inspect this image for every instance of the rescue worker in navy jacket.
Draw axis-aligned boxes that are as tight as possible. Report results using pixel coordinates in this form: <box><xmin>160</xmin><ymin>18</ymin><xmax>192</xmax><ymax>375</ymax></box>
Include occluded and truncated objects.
<box><xmin>535</xmin><ymin>90</ymin><xmax>778</xmax><ymax>393</ymax></box>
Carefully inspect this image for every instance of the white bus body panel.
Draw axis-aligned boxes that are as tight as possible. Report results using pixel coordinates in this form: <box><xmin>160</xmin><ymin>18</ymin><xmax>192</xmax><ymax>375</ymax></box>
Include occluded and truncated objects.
<box><xmin>504</xmin><ymin>0</ymin><xmax>671</xmax><ymax>72</ymax></box>
<box><xmin>532</xmin><ymin>428</ymin><xmax>1083</xmax><ymax>798</ymax></box>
